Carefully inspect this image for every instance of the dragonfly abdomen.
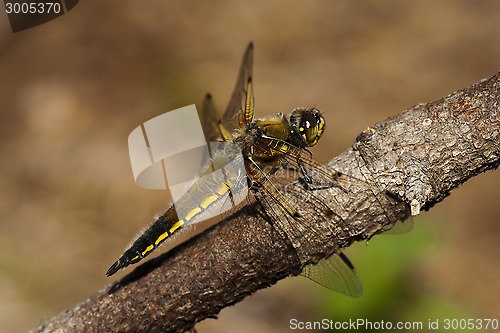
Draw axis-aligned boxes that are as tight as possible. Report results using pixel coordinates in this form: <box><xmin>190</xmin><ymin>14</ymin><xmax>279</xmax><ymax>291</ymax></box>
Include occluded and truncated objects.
<box><xmin>106</xmin><ymin>174</ymin><xmax>234</xmax><ymax>277</ymax></box>
<box><xmin>106</xmin><ymin>208</ymin><xmax>178</xmax><ymax>276</ymax></box>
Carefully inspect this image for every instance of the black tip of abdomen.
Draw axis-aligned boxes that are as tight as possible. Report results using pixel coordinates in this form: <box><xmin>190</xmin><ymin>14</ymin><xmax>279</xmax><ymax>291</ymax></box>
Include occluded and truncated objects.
<box><xmin>106</xmin><ymin>260</ymin><xmax>123</xmax><ymax>277</ymax></box>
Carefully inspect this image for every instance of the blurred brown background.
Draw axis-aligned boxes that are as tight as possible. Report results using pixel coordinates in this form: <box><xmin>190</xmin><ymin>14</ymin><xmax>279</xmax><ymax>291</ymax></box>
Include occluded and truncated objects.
<box><xmin>0</xmin><ymin>1</ymin><xmax>499</xmax><ymax>332</ymax></box>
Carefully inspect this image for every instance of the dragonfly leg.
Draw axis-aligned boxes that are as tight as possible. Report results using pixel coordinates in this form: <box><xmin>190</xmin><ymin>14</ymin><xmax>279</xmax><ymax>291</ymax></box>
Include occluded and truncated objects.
<box><xmin>296</xmin><ymin>157</ymin><xmax>347</xmax><ymax>193</ymax></box>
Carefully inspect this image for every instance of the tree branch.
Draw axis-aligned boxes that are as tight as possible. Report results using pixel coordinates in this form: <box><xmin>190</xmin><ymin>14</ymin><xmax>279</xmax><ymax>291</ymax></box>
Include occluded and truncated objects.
<box><xmin>32</xmin><ymin>72</ymin><xmax>500</xmax><ymax>333</ymax></box>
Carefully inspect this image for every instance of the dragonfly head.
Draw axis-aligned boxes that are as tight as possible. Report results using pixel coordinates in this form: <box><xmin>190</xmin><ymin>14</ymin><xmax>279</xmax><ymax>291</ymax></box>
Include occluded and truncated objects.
<box><xmin>289</xmin><ymin>107</ymin><xmax>325</xmax><ymax>148</ymax></box>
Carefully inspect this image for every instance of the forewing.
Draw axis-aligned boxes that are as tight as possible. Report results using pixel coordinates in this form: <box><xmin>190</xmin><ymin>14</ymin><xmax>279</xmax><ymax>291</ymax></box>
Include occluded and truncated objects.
<box><xmin>249</xmin><ymin>159</ymin><xmax>343</xmax><ymax>258</ymax></box>
<box><xmin>199</xmin><ymin>93</ymin><xmax>224</xmax><ymax>143</ymax></box>
<box><xmin>222</xmin><ymin>42</ymin><xmax>254</xmax><ymax>131</ymax></box>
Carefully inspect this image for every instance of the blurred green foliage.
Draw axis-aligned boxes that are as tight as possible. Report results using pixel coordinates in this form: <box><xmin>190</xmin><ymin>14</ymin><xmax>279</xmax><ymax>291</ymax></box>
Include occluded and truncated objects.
<box><xmin>314</xmin><ymin>219</ymin><xmax>486</xmax><ymax>333</ymax></box>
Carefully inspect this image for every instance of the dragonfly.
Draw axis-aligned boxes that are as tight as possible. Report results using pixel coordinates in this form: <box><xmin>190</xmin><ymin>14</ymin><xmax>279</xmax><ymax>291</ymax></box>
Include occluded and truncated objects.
<box><xmin>106</xmin><ymin>42</ymin><xmax>398</xmax><ymax>297</ymax></box>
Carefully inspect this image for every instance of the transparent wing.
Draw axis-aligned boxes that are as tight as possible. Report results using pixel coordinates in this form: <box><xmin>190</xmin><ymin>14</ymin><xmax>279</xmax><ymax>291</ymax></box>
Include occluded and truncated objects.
<box><xmin>256</xmin><ymin>134</ymin><xmax>411</xmax><ymax>227</ymax></box>
<box><xmin>252</xmin><ymin>189</ymin><xmax>362</xmax><ymax>300</ymax></box>
<box><xmin>301</xmin><ymin>252</ymin><xmax>363</xmax><ymax>298</ymax></box>
<box><xmin>248</xmin><ymin>159</ymin><xmax>342</xmax><ymax>257</ymax></box>
<box><xmin>247</xmin><ymin>135</ymin><xmax>350</xmax><ymax>256</ymax></box>
<box><xmin>199</xmin><ymin>93</ymin><xmax>224</xmax><ymax>143</ymax></box>
<box><xmin>221</xmin><ymin>42</ymin><xmax>254</xmax><ymax>131</ymax></box>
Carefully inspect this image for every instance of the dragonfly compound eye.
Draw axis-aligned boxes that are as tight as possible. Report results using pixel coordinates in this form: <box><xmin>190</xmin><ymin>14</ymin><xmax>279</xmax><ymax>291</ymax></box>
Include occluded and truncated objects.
<box><xmin>290</xmin><ymin>107</ymin><xmax>325</xmax><ymax>147</ymax></box>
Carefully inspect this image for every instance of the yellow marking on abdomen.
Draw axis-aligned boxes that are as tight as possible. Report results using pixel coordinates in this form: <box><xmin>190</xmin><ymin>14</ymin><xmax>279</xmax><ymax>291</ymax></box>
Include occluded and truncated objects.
<box><xmin>184</xmin><ymin>207</ymin><xmax>202</xmax><ymax>222</ymax></box>
<box><xmin>141</xmin><ymin>244</ymin><xmax>154</xmax><ymax>256</ymax></box>
<box><xmin>217</xmin><ymin>182</ymin><xmax>231</xmax><ymax>195</ymax></box>
<box><xmin>169</xmin><ymin>220</ymin><xmax>185</xmax><ymax>233</ymax></box>
<box><xmin>200</xmin><ymin>194</ymin><xmax>218</xmax><ymax>209</ymax></box>
<box><xmin>155</xmin><ymin>232</ymin><xmax>169</xmax><ymax>245</ymax></box>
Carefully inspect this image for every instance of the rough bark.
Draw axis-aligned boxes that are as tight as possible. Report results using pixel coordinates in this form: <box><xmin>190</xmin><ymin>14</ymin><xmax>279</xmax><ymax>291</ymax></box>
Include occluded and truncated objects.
<box><xmin>32</xmin><ymin>72</ymin><xmax>499</xmax><ymax>333</ymax></box>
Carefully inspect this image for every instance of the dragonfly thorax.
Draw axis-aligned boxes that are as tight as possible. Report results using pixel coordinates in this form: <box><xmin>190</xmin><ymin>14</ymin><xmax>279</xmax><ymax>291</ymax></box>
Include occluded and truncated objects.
<box><xmin>289</xmin><ymin>107</ymin><xmax>325</xmax><ymax>148</ymax></box>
